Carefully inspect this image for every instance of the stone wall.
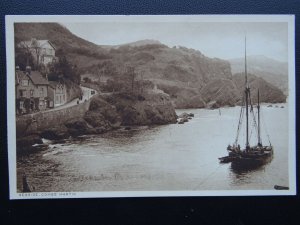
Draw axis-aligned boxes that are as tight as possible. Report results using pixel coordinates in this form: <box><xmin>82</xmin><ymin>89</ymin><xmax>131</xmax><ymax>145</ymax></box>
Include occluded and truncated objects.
<box><xmin>16</xmin><ymin>96</ymin><xmax>96</xmax><ymax>137</ymax></box>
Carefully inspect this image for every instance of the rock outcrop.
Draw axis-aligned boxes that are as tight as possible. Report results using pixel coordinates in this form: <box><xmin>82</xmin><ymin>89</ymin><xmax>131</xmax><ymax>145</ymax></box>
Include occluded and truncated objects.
<box><xmin>233</xmin><ymin>73</ymin><xmax>286</xmax><ymax>103</ymax></box>
<box><xmin>17</xmin><ymin>134</ymin><xmax>43</xmax><ymax>150</ymax></box>
<box><xmin>40</xmin><ymin>125</ymin><xmax>70</xmax><ymax>140</ymax></box>
<box><xmin>83</xmin><ymin>95</ymin><xmax>122</xmax><ymax>132</ymax></box>
<box><xmin>103</xmin><ymin>92</ymin><xmax>178</xmax><ymax>126</ymax></box>
<box><xmin>200</xmin><ymin>78</ymin><xmax>240</xmax><ymax>107</ymax></box>
<box><xmin>17</xmin><ymin>91</ymin><xmax>177</xmax><ymax>151</ymax></box>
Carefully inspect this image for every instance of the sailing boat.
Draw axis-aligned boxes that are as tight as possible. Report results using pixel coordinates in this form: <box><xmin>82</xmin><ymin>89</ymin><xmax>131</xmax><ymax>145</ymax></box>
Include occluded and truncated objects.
<box><xmin>219</xmin><ymin>37</ymin><xmax>273</xmax><ymax>168</ymax></box>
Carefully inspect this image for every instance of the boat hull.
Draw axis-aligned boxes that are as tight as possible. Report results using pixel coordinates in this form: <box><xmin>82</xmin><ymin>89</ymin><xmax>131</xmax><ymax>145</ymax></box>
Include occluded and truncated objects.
<box><xmin>220</xmin><ymin>146</ymin><xmax>273</xmax><ymax>170</ymax></box>
<box><xmin>231</xmin><ymin>152</ymin><xmax>273</xmax><ymax>170</ymax></box>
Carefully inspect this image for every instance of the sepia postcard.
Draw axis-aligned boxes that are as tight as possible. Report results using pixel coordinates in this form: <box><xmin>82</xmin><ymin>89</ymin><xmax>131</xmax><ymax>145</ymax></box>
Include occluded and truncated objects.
<box><xmin>6</xmin><ymin>15</ymin><xmax>296</xmax><ymax>199</ymax></box>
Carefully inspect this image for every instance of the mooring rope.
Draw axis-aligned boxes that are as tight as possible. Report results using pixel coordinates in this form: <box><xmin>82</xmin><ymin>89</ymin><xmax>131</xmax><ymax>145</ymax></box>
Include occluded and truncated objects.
<box><xmin>193</xmin><ymin>163</ymin><xmax>222</xmax><ymax>190</ymax></box>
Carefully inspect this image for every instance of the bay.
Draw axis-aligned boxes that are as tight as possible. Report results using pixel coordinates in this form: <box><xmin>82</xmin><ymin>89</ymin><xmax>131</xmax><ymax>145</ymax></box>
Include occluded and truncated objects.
<box><xmin>17</xmin><ymin>103</ymin><xmax>289</xmax><ymax>192</ymax></box>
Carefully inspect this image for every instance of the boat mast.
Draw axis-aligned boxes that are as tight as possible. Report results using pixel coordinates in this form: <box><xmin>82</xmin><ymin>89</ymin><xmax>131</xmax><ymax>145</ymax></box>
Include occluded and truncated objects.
<box><xmin>257</xmin><ymin>89</ymin><xmax>262</xmax><ymax>146</ymax></box>
<box><xmin>245</xmin><ymin>36</ymin><xmax>250</xmax><ymax>149</ymax></box>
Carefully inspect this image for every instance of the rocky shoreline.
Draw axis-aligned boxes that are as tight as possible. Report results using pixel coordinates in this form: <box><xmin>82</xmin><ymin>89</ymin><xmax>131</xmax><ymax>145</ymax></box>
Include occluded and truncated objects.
<box><xmin>16</xmin><ymin>92</ymin><xmax>178</xmax><ymax>153</ymax></box>
<box><xmin>16</xmin><ymin>90</ymin><xmax>285</xmax><ymax>154</ymax></box>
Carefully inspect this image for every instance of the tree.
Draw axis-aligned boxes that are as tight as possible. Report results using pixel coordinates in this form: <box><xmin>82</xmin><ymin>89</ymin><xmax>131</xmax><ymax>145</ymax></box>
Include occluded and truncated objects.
<box><xmin>139</xmin><ymin>71</ymin><xmax>144</xmax><ymax>94</ymax></box>
<box><xmin>47</xmin><ymin>61</ymin><xmax>61</xmax><ymax>81</ymax></box>
<box><xmin>92</xmin><ymin>60</ymin><xmax>117</xmax><ymax>83</ymax></box>
<box><xmin>106</xmin><ymin>78</ymin><xmax>122</xmax><ymax>93</ymax></box>
<box><xmin>107</xmin><ymin>65</ymin><xmax>141</xmax><ymax>93</ymax></box>
<box><xmin>34</xmin><ymin>98</ymin><xmax>40</xmax><ymax>111</ymax></box>
<box><xmin>47</xmin><ymin>54</ymin><xmax>80</xmax><ymax>84</ymax></box>
<box><xmin>83</xmin><ymin>77</ymin><xmax>92</xmax><ymax>83</ymax></box>
<box><xmin>124</xmin><ymin>66</ymin><xmax>136</xmax><ymax>93</ymax></box>
<box><xmin>30</xmin><ymin>38</ymin><xmax>42</xmax><ymax>70</ymax></box>
<box><xmin>71</xmin><ymin>64</ymin><xmax>80</xmax><ymax>84</ymax></box>
<box><xmin>92</xmin><ymin>64</ymin><xmax>104</xmax><ymax>83</ymax></box>
<box><xmin>16</xmin><ymin>99</ymin><xmax>21</xmax><ymax>114</ymax></box>
<box><xmin>15</xmin><ymin>42</ymin><xmax>34</xmax><ymax>70</ymax></box>
<box><xmin>17</xmin><ymin>39</ymin><xmax>42</xmax><ymax>70</ymax></box>
<box><xmin>15</xmin><ymin>50</ymin><xmax>34</xmax><ymax>71</ymax></box>
<box><xmin>24</xmin><ymin>99</ymin><xmax>31</xmax><ymax>114</ymax></box>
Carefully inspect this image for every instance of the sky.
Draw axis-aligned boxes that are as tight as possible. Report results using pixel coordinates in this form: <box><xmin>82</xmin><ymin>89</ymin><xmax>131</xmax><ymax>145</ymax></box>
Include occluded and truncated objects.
<box><xmin>62</xmin><ymin>20</ymin><xmax>288</xmax><ymax>62</ymax></box>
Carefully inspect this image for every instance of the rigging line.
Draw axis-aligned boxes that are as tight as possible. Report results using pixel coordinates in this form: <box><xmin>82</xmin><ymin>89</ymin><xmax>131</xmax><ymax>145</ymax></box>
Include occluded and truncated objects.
<box><xmin>251</xmin><ymin>110</ymin><xmax>258</xmax><ymax>135</ymax></box>
<box><xmin>214</xmin><ymin>82</ymin><xmax>228</xmax><ymax>100</ymax></box>
<box><xmin>249</xmin><ymin>116</ymin><xmax>258</xmax><ymax>142</ymax></box>
<box><xmin>193</xmin><ymin>164</ymin><xmax>222</xmax><ymax>190</ymax></box>
<box><xmin>261</xmin><ymin>108</ymin><xmax>272</xmax><ymax>145</ymax></box>
<box><xmin>239</xmin><ymin>107</ymin><xmax>245</xmax><ymax>143</ymax></box>
<box><xmin>248</xmin><ymin>90</ymin><xmax>254</xmax><ymax>112</ymax></box>
<box><xmin>235</xmin><ymin>105</ymin><xmax>244</xmax><ymax>144</ymax></box>
<box><xmin>235</xmin><ymin>96</ymin><xmax>246</xmax><ymax>145</ymax></box>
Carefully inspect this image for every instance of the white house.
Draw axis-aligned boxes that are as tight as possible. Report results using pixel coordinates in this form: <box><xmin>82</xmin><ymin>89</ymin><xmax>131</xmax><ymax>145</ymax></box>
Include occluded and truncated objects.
<box><xmin>18</xmin><ymin>38</ymin><xmax>56</xmax><ymax>66</ymax></box>
<box><xmin>48</xmin><ymin>81</ymin><xmax>67</xmax><ymax>107</ymax></box>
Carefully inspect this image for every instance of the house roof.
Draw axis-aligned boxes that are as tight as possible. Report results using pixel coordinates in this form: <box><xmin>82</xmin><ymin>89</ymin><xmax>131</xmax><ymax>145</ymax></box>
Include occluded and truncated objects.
<box><xmin>49</xmin><ymin>81</ymin><xmax>65</xmax><ymax>89</ymax></box>
<box><xmin>49</xmin><ymin>81</ymin><xmax>58</xmax><ymax>89</ymax></box>
<box><xmin>38</xmin><ymin>40</ymin><xmax>56</xmax><ymax>50</ymax></box>
<box><xmin>28</xmin><ymin>71</ymin><xmax>49</xmax><ymax>85</ymax></box>
<box><xmin>19</xmin><ymin>39</ymin><xmax>56</xmax><ymax>50</ymax></box>
<box><xmin>15</xmin><ymin>70</ymin><xmax>29</xmax><ymax>85</ymax></box>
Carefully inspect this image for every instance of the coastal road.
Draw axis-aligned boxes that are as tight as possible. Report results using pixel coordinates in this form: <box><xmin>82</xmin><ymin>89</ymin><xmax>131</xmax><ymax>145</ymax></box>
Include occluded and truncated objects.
<box><xmin>20</xmin><ymin>85</ymin><xmax>97</xmax><ymax>116</ymax></box>
<box><xmin>45</xmin><ymin>86</ymin><xmax>97</xmax><ymax>112</ymax></box>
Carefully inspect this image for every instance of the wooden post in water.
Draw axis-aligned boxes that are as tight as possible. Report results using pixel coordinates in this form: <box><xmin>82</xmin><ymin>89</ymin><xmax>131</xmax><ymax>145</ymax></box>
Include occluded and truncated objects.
<box><xmin>22</xmin><ymin>172</ymin><xmax>31</xmax><ymax>192</ymax></box>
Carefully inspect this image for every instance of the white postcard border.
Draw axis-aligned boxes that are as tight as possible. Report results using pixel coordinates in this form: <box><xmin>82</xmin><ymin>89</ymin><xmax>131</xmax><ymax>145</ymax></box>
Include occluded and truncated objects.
<box><xmin>5</xmin><ymin>15</ymin><xmax>296</xmax><ymax>199</ymax></box>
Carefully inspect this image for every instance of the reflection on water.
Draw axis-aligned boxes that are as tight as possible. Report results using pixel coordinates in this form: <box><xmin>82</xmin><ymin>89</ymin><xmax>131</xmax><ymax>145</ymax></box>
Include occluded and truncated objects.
<box><xmin>17</xmin><ymin>104</ymin><xmax>289</xmax><ymax>192</ymax></box>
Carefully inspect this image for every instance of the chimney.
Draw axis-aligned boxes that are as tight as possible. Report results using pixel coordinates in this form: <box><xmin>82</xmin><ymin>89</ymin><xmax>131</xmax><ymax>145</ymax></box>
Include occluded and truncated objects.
<box><xmin>26</xmin><ymin>66</ymin><xmax>31</xmax><ymax>75</ymax></box>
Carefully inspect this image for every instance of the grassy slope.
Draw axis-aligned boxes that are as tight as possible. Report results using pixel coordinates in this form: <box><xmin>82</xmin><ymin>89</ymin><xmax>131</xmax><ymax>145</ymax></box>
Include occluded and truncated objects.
<box><xmin>14</xmin><ymin>23</ymin><xmax>286</xmax><ymax>107</ymax></box>
<box><xmin>14</xmin><ymin>23</ymin><xmax>110</xmax><ymax>66</ymax></box>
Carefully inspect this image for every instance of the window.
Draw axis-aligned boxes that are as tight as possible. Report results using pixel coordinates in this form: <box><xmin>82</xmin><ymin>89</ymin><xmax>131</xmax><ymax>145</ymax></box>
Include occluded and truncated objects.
<box><xmin>39</xmin><ymin>87</ymin><xmax>44</xmax><ymax>97</ymax></box>
<box><xmin>30</xmin><ymin>89</ymin><xmax>34</xmax><ymax>97</ymax></box>
<box><xmin>21</xmin><ymin>80</ymin><xmax>29</xmax><ymax>86</ymax></box>
<box><xmin>19</xmin><ymin>90</ymin><xmax>26</xmax><ymax>97</ymax></box>
<box><xmin>20</xmin><ymin>101</ymin><xmax>24</xmax><ymax>109</ymax></box>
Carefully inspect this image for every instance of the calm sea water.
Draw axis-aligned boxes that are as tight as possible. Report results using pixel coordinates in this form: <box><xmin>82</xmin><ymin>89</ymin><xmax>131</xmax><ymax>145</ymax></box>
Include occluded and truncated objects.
<box><xmin>17</xmin><ymin>104</ymin><xmax>289</xmax><ymax>192</ymax></box>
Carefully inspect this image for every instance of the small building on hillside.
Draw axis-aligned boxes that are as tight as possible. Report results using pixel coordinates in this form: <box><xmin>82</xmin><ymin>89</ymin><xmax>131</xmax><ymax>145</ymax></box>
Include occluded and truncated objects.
<box><xmin>15</xmin><ymin>67</ymin><xmax>49</xmax><ymax>114</ymax></box>
<box><xmin>18</xmin><ymin>39</ymin><xmax>56</xmax><ymax>66</ymax></box>
<box><xmin>48</xmin><ymin>81</ymin><xmax>67</xmax><ymax>107</ymax></box>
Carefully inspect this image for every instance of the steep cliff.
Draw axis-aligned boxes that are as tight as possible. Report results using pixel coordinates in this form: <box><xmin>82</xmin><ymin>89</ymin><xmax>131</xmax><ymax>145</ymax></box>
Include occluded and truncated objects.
<box><xmin>233</xmin><ymin>73</ymin><xmax>286</xmax><ymax>103</ymax></box>
<box><xmin>102</xmin><ymin>92</ymin><xmax>177</xmax><ymax>125</ymax></box>
<box><xmin>200</xmin><ymin>78</ymin><xmax>240</xmax><ymax>107</ymax></box>
<box><xmin>102</xmin><ymin>44</ymin><xmax>233</xmax><ymax>108</ymax></box>
<box><xmin>229</xmin><ymin>55</ymin><xmax>288</xmax><ymax>94</ymax></box>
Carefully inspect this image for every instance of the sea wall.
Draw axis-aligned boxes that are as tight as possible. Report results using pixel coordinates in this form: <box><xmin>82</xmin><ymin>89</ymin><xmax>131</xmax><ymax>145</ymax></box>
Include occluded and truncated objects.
<box><xmin>16</xmin><ymin>96</ymin><xmax>96</xmax><ymax>137</ymax></box>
